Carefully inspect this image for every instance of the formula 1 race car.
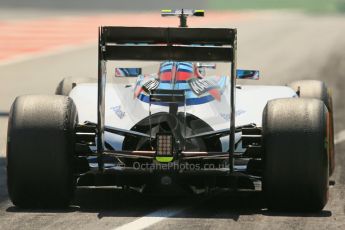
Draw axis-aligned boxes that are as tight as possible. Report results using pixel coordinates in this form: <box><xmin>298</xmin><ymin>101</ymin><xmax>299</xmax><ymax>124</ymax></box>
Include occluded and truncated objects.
<box><xmin>7</xmin><ymin>9</ymin><xmax>334</xmax><ymax>211</ymax></box>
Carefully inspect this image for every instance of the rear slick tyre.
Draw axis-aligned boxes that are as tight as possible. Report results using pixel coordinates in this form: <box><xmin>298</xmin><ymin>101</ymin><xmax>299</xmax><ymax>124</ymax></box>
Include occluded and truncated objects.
<box><xmin>262</xmin><ymin>98</ymin><xmax>329</xmax><ymax>212</ymax></box>
<box><xmin>7</xmin><ymin>95</ymin><xmax>78</xmax><ymax>208</ymax></box>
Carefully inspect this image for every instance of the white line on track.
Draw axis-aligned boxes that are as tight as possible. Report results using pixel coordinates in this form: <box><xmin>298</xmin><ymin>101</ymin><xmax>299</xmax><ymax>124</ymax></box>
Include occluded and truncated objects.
<box><xmin>112</xmin><ymin>206</ymin><xmax>186</xmax><ymax>230</ymax></box>
<box><xmin>335</xmin><ymin>129</ymin><xmax>345</xmax><ymax>145</ymax></box>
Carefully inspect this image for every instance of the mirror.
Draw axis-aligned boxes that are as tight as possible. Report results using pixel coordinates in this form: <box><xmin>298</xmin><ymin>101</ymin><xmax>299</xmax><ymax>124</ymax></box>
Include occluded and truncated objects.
<box><xmin>236</xmin><ymin>69</ymin><xmax>260</xmax><ymax>80</ymax></box>
<box><xmin>115</xmin><ymin>68</ymin><xmax>142</xmax><ymax>77</ymax></box>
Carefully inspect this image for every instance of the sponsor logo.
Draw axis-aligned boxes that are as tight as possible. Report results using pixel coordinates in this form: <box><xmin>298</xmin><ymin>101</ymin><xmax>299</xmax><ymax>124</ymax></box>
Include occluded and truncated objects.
<box><xmin>220</xmin><ymin>110</ymin><xmax>245</xmax><ymax>121</ymax></box>
<box><xmin>236</xmin><ymin>110</ymin><xmax>246</xmax><ymax>117</ymax></box>
<box><xmin>220</xmin><ymin>113</ymin><xmax>230</xmax><ymax>121</ymax></box>
<box><xmin>142</xmin><ymin>79</ymin><xmax>159</xmax><ymax>93</ymax></box>
<box><xmin>110</xmin><ymin>105</ymin><xmax>125</xmax><ymax>119</ymax></box>
<box><xmin>188</xmin><ymin>78</ymin><xmax>219</xmax><ymax>96</ymax></box>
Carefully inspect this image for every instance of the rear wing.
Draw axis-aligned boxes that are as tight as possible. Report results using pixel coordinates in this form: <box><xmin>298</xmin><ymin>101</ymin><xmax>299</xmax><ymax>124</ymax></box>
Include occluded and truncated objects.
<box><xmin>98</xmin><ymin>26</ymin><xmax>236</xmax><ymax>61</ymax></box>
<box><xmin>97</xmin><ymin>26</ymin><xmax>237</xmax><ymax>171</ymax></box>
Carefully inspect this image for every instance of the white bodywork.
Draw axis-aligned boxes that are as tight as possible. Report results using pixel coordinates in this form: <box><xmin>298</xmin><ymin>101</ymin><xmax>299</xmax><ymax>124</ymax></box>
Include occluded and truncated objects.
<box><xmin>70</xmin><ymin>81</ymin><xmax>297</xmax><ymax>151</ymax></box>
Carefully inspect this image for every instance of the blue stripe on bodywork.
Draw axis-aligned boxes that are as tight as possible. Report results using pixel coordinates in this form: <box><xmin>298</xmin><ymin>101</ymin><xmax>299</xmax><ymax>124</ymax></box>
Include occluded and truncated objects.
<box><xmin>138</xmin><ymin>93</ymin><xmax>216</xmax><ymax>106</ymax></box>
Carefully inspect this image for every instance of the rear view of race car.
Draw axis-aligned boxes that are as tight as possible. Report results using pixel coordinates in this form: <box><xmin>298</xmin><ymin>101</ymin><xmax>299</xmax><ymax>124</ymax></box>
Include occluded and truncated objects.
<box><xmin>6</xmin><ymin>9</ymin><xmax>334</xmax><ymax>212</ymax></box>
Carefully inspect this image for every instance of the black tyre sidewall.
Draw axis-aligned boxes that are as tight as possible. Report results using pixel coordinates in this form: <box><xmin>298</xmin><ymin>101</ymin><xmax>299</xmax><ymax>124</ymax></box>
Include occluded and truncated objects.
<box><xmin>263</xmin><ymin>98</ymin><xmax>329</xmax><ymax>211</ymax></box>
<box><xmin>7</xmin><ymin>95</ymin><xmax>78</xmax><ymax>208</ymax></box>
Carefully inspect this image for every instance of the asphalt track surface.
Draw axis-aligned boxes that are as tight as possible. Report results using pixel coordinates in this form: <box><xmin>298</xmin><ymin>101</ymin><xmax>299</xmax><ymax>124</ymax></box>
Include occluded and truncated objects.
<box><xmin>1</xmin><ymin>9</ymin><xmax>345</xmax><ymax>230</ymax></box>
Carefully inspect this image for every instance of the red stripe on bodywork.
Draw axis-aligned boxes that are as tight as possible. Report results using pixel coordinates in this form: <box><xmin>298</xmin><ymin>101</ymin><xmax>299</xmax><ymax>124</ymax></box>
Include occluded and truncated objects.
<box><xmin>176</xmin><ymin>71</ymin><xmax>193</xmax><ymax>81</ymax></box>
<box><xmin>160</xmin><ymin>72</ymin><xmax>172</xmax><ymax>81</ymax></box>
<box><xmin>160</xmin><ymin>71</ymin><xmax>193</xmax><ymax>81</ymax></box>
